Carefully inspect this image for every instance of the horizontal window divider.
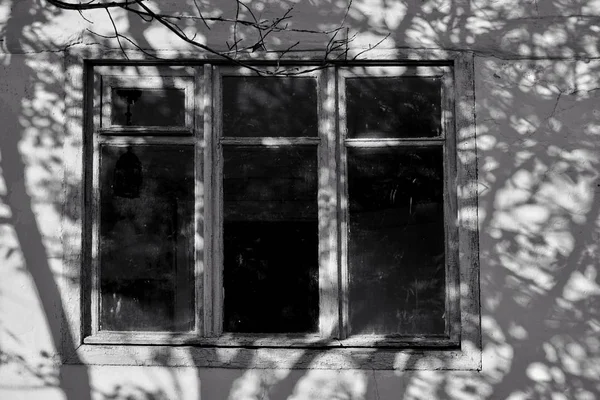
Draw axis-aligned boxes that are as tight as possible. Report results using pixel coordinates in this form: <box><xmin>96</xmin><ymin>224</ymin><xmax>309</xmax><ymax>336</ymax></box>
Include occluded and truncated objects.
<box><xmin>98</xmin><ymin>135</ymin><xmax>199</xmax><ymax>146</ymax></box>
<box><xmin>218</xmin><ymin>65</ymin><xmax>324</xmax><ymax>77</ymax></box>
<box><xmin>344</xmin><ymin>138</ymin><xmax>445</xmax><ymax>147</ymax></box>
<box><xmin>83</xmin><ymin>333</ymin><xmax>457</xmax><ymax>348</ymax></box>
<box><xmin>98</xmin><ymin>126</ymin><xmax>193</xmax><ymax>134</ymax></box>
<box><xmin>220</xmin><ymin>137</ymin><xmax>321</xmax><ymax>146</ymax></box>
<box><xmin>338</xmin><ymin>65</ymin><xmax>451</xmax><ymax>77</ymax></box>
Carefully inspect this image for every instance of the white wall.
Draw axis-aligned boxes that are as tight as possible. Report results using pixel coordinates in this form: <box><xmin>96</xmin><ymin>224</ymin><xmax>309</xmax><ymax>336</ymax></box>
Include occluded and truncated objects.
<box><xmin>1</xmin><ymin>0</ymin><xmax>599</xmax><ymax>399</ymax></box>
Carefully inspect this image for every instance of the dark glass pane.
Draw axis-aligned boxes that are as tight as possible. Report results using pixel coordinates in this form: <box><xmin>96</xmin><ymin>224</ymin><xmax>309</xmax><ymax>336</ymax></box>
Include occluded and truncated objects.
<box><xmin>99</xmin><ymin>145</ymin><xmax>195</xmax><ymax>331</ymax></box>
<box><xmin>111</xmin><ymin>88</ymin><xmax>185</xmax><ymax>127</ymax></box>
<box><xmin>347</xmin><ymin>147</ymin><xmax>446</xmax><ymax>335</ymax></box>
<box><xmin>346</xmin><ymin>77</ymin><xmax>441</xmax><ymax>138</ymax></box>
<box><xmin>223</xmin><ymin>77</ymin><xmax>318</xmax><ymax>137</ymax></box>
<box><xmin>223</xmin><ymin>147</ymin><xmax>318</xmax><ymax>333</ymax></box>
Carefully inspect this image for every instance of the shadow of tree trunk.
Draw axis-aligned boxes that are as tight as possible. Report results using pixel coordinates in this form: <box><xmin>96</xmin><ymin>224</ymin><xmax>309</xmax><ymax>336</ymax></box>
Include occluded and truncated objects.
<box><xmin>1</xmin><ymin>102</ymin><xmax>93</xmax><ymax>400</ymax></box>
<box><xmin>0</xmin><ymin>1</ymin><xmax>93</xmax><ymax>399</ymax></box>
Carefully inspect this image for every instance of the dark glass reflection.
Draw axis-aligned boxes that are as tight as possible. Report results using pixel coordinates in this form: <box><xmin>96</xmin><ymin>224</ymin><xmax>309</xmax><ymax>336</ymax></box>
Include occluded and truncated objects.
<box><xmin>99</xmin><ymin>145</ymin><xmax>195</xmax><ymax>331</ymax></box>
<box><xmin>223</xmin><ymin>147</ymin><xmax>318</xmax><ymax>333</ymax></box>
<box><xmin>346</xmin><ymin>77</ymin><xmax>441</xmax><ymax>138</ymax></box>
<box><xmin>347</xmin><ymin>147</ymin><xmax>446</xmax><ymax>335</ymax></box>
<box><xmin>113</xmin><ymin>147</ymin><xmax>142</xmax><ymax>198</ymax></box>
<box><xmin>111</xmin><ymin>88</ymin><xmax>186</xmax><ymax>127</ymax></box>
<box><xmin>223</xmin><ymin>77</ymin><xmax>318</xmax><ymax>137</ymax></box>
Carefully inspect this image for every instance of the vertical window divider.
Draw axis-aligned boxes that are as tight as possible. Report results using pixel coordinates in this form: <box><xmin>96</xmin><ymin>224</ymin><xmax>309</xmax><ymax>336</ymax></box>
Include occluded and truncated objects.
<box><xmin>442</xmin><ymin>67</ymin><xmax>461</xmax><ymax>343</ymax></box>
<box><xmin>318</xmin><ymin>67</ymin><xmax>340</xmax><ymax>339</ymax></box>
<box><xmin>196</xmin><ymin>65</ymin><xmax>209</xmax><ymax>336</ymax></box>
<box><xmin>337</xmin><ymin>68</ymin><xmax>350</xmax><ymax>340</ymax></box>
<box><xmin>212</xmin><ymin>66</ymin><xmax>224</xmax><ymax>336</ymax></box>
<box><xmin>90</xmin><ymin>71</ymin><xmax>102</xmax><ymax>337</ymax></box>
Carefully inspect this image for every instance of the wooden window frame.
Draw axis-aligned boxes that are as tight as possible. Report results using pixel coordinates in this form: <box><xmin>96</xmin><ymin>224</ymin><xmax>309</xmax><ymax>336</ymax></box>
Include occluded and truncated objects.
<box><xmin>62</xmin><ymin>50</ymin><xmax>480</xmax><ymax>370</ymax></box>
<box><xmin>99</xmin><ymin>74</ymin><xmax>195</xmax><ymax>134</ymax></box>
<box><xmin>337</xmin><ymin>65</ymin><xmax>459</xmax><ymax>345</ymax></box>
<box><xmin>211</xmin><ymin>66</ymin><xmax>335</xmax><ymax>342</ymax></box>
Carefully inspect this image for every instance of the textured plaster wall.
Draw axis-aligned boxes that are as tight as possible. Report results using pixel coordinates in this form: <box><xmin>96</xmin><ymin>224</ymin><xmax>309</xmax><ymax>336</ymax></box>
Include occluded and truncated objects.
<box><xmin>2</xmin><ymin>0</ymin><xmax>600</xmax><ymax>58</ymax></box>
<box><xmin>1</xmin><ymin>0</ymin><xmax>600</xmax><ymax>399</ymax></box>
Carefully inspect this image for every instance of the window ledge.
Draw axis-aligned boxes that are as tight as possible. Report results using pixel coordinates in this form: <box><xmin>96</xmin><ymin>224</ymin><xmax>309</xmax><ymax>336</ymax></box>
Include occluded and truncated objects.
<box><xmin>67</xmin><ymin>343</ymin><xmax>481</xmax><ymax>370</ymax></box>
<box><xmin>83</xmin><ymin>332</ymin><xmax>459</xmax><ymax>348</ymax></box>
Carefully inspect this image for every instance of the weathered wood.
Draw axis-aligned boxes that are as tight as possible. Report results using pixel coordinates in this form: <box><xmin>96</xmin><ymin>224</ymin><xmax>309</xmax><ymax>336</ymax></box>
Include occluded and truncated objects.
<box><xmin>337</xmin><ymin>65</ymin><xmax>458</xmax><ymax>339</ymax></box>
<box><xmin>73</xmin><ymin>343</ymin><xmax>476</xmax><ymax>370</ymax></box>
<box><xmin>344</xmin><ymin>138</ymin><xmax>445</xmax><ymax>146</ymax></box>
<box><xmin>454</xmin><ymin>52</ymin><xmax>481</xmax><ymax>368</ymax></box>
<box><xmin>194</xmin><ymin>65</ymin><xmax>206</xmax><ymax>335</ymax></box>
<box><xmin>201</xmin><ymin>64</ymin><xmax>213</xmax><ymax>337</ymax></box>
<box><xmin>212</xmin><ymin>65</ymin><xmax>224</xmax><ymax>336</ymax></box>
<box><xmin>220</xmin><ymin>137</ymin><xmax>320</xmax><ymax>146</ymax></box>
<box><xmin>82</xmin><ymin>332</ymin><xmax>456</xmax><ymax>348</ymax></box>
<box><xmin>337</xmin><ymin>66</ymin><xmax>350</xmax><ymax>339</ymax></box>
<box><xmin>97</xmin><ymin>126</ymin><xmax>193</xmax><ymax>135</ymax></box>
<box><xmin>442</xmin><ymin>65</ymin><xmax>461</xmax><ymax>342</ymax></box>
<box><xmin>337</xmin><ymin>65</ymin><xmax>450</xmax><ymax>79</ymax></box>
<box><xmin>98</xmin><ymin>135</ymin><xmax>196</xmax><ymax>145</ymax></box>
<box><xmin>96</xmin><ymin>68</ymin><xmax>195</xmax><ymax>131</ymax></box>
<box><xmin>318</xmin><ymin>66</ymin><xmax>339</xmax><ymax>339</ymax></box>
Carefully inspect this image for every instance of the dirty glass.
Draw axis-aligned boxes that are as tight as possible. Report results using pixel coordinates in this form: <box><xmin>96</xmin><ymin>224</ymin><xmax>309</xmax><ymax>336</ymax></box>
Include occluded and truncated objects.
<box><xmin>346</xmin><ymin>77</ymin><xmax>441</xmax><ymax>138</ymax></box>
<box><xmin>347</xmin><ymin>146</ymin><xmax>446</xmax><ymax>335</ymax></box>
<box><xmin>223</xmin><ymin>147</ymin><xmax>319</xmax><ymax>333</ymax></box>
<box><xmin>99</xmin><ymin>145</ymin><xmax>195</xmax><ymax>331</ymax></box>
<box><xmin>222</xmin><ymin>77</ymin><xmax>318</xmax><ymax>137</ymax></box>
<box><xmin>111</xmin><ymin>88</ymin><xmax>186</xmax><ymax>127</ymax></box>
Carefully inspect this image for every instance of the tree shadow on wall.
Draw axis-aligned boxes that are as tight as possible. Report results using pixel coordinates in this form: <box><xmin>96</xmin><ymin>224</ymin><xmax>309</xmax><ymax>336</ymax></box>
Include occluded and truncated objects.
<box><xmin>1</xmin><ymin>0</ymin><xmax>600</xmax><ymax>400</ymax></box>
<box><xmin>0</xmin><ymin>1</ymin><xmax>92</xmax><ymax>400</ymax></box>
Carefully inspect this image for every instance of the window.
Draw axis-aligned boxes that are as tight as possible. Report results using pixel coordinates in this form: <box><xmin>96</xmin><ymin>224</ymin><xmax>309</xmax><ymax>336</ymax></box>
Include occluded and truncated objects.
<box><xmin>71</xmin><ymin>57</ymin><xmax>479</xmax><ymax>368</ymax></box>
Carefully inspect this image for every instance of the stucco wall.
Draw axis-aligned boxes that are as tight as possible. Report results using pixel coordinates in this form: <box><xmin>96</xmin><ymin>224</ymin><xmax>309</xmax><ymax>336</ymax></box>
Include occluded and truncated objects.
<box><xmin>1</xmin><ymin>0</ymin><xmax>599</xmax><ymax>399</ymax></box>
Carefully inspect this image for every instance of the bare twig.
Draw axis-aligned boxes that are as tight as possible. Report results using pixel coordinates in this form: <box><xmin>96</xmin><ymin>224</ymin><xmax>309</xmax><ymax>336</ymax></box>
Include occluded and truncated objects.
<box><xmin>77</xmin><ymin>9</ymin><xmax>94</xmax><ymax>24</ymax></box>
<box><xmin>192</xmin><ymin>0</ymin><xmax>211</xmax><ymax>29</ymax></box>
<box><xmin>239</xmin><ymin>1</ymin><xmax>267</xmax><ymax>52</ymax></box>
<box><xmin>105</xmin><ymin>8</ymin><xmax>128</xmax><ymax>59</ymax></box>
<box><xmin>233</xmin><ymin>0</ymin><xmax>241</xmax><ymax>55</ymax></box>
<box><xmin>86</xmin><ymin>28</ymin><xmax>168</xmax><ymax>60</ymax></box>
<box><xmin>351</xmin><ymin>33</ymin><xmax>390</xmax><ymax>60</ymax></box>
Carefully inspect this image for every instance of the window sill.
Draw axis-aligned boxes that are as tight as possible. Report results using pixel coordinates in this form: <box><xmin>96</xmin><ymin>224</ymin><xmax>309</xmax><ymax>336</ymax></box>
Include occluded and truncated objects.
<box><xmin>68</xmin><ymin>342</ymin><xmax>480</xmax><ymax>370</ymax></box>
<box><xmin>72</xmin><ymin>333</ymin><xmax>478</xmax><ymax>370</ymax></box>
<box><xmin>83</xmin><ymin>332</ymin><xmax>459</xmax><ymax>348</ymax></box>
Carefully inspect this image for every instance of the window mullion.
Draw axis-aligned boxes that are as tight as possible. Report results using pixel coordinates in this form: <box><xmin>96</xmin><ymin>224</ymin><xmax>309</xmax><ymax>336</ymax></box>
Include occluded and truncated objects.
<box><xmin>90</xmin><ymin>128</ymin><xmax>101</xmax><ymax>337</ymax></box>
<box><xmin>196</xmin><ymin>64</ymin><xmax>211</xmax><ymax>336</ymax></box>
<box><xmin>211</xmin><ymin>65</ymin><xmax>224</xmax><ymax>336</ymax></box>
<box><xmin>337</xmin><ymin>67</ymin><xmax>350</xmax><ymax>340</ymax></box>
<box><xmin>89</xmin><ymin>68</ymin><xmax>104</xmax><ymax>337</ymax></box>
<box><xmin>318</xmin><ymin>66</ymin><xmax>340</xmax><ymax>339</ymax></box>
<box><xmin>442</xmin><ymin>69</ymin><xmax>460</xmax><ymax>342</ymax></box>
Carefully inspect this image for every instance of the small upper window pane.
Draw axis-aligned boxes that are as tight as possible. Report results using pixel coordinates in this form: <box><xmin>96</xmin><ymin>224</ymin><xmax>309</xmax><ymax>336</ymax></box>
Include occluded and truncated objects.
<box><xmin>223</xmin><ymin>77</ymin><xmax>318</xmax><ymax>137</ymax></box>
<box><xmin>346</xmin><ymin>77</ymin><xmax>441</xmax><ymax>138</ymax></box>
<box><xmin>111</xmin><ymin>88</ymin><xmax>186</xmax><ymax>127</ymax></box>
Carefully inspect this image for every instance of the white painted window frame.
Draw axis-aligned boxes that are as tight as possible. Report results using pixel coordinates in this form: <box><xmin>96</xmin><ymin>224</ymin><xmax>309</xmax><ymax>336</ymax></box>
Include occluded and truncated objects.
<box><xmin>62</xmin><ymin>49</ymin><xmax>480</xmax><ymax>370</ymax></box>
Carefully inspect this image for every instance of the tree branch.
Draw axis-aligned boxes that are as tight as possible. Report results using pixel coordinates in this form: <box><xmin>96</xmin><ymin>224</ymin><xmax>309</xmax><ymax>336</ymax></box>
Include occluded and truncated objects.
<box><xmin>46</xmin><ymin>0</ymin><xmax>143</xmax><ymax>11</ymax></box>
<box><xmin>46</xmin><ymin>0</ymin><xmax>387</xmax><ymax>75</ymax></box>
